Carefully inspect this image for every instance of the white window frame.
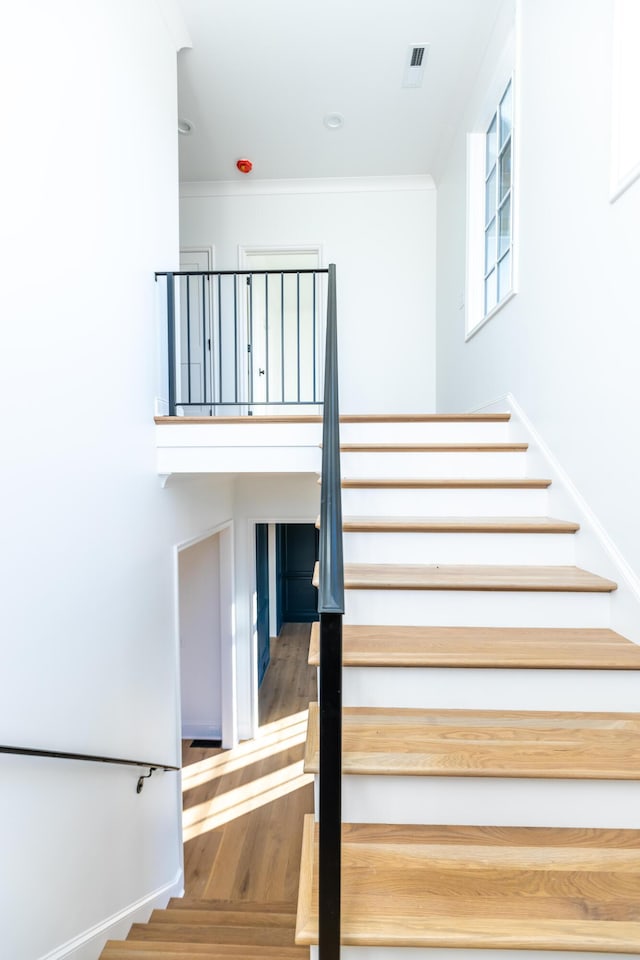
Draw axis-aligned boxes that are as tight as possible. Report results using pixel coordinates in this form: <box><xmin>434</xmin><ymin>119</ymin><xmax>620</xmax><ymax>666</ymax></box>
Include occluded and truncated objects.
<box><xmin>466</xmin><ymin>53</ymin><xmax>518</xmax><ymax>340</ymax></box>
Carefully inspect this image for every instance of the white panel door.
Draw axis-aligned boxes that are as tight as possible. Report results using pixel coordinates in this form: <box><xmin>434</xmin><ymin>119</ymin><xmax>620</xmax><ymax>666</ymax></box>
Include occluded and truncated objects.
<box><xmin>240</xmin><ymin>249</ymin><xmax>322</xmax><ymax>415</ymax></box>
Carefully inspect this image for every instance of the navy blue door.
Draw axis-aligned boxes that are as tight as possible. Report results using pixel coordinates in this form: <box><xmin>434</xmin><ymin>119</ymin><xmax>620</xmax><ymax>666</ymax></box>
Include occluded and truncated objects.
<box><xmin>255</xmin><ymin>523</ymin><xmax>270</xmax><ymax>686</ymax></box>
<box><xmin>277</xmin><ymin>523</ymin><xmax>319</xmax><ymax>624</ymax></box>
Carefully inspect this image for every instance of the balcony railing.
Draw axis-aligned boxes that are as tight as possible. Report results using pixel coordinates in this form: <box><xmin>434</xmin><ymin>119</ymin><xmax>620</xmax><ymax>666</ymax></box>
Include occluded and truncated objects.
<box><xmin>155</xmin><ymin>269</ymin><xmax>329</xmax><ymax>416</ymax></box>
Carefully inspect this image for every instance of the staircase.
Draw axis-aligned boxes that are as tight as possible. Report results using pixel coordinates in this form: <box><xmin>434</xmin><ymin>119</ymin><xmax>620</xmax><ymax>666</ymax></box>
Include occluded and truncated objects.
<box><xmin>101</xmin><ymin>899</ymin><xmax>308</xmax><ymax>958</ymax></box>
<box><xmin>297</xmin><ymin>412</ymin><xmax>640</xmax><ymax>958</ymax></box>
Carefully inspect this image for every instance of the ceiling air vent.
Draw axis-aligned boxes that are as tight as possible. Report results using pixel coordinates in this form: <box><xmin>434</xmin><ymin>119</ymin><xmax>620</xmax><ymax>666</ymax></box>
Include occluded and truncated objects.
<box><xmin>402</xmin><ymin>44</ymin><xmax>429</xmax><ymax>88</ymax></box>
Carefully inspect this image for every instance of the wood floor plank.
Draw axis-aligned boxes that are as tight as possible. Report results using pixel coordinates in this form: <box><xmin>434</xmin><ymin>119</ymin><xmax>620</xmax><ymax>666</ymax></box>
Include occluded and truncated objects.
<box><xmin>296</xmin><ymin>817</ymin><xmax>640</xmax><ymax>950</ymax></box>
<box><xmin>308</xmin><ymin>624</ymin><xmax>640</xmax><ymax>669</ymax></box>
<box><xmin>313</xmin><ymin>562</ymin><xmax>618</xmax><ymax>592</ymax></box>
<box><xmin>305</xmin><ymin>703</ymin><xmax>640</xmax><ymax>779</ymax></box>
<box><xmin>338</xmin><ymin>516</ymin><xmax>579</xmax><ymax>533</ymax></box>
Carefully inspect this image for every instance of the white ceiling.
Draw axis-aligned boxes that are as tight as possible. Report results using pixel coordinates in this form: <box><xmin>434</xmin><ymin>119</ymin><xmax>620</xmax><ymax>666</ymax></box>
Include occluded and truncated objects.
<box><xmin>176</xmin><ymin>0</ymin><xmax>505</xmax><ymax>183</ymax></box>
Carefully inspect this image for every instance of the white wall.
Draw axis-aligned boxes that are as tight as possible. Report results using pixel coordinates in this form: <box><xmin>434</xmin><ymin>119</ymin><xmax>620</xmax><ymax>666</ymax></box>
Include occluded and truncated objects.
<box><xmin>0</xmin><ymin>3</ymin><xmax>235</xmax><ymax>958</ymax></box>
<box><xmin>180</xmin><ymin>177</ymin><xmax>437</xmax><ymax>414</ymax></box>
<box><xmin>435</xmin><ymin>0</ymin><xmax>640</xmax><ymax>578</ymax></box>
<box><xmin>179</xmin><ymin>533</ymin><xmax>222</xmax><ymax>739</ymax></box>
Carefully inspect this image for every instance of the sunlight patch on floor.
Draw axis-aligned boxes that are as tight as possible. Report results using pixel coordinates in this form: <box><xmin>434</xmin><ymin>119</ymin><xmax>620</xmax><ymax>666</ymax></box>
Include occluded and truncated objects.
<box><xmin>183</xmin><ymin>760</ymin><xmax>313</xmax><ymax>839</ymax></box>
<box><xmin>181</xmin><ymin>709</ymin><xmax>309</xmax><ymax>793</ymax></box>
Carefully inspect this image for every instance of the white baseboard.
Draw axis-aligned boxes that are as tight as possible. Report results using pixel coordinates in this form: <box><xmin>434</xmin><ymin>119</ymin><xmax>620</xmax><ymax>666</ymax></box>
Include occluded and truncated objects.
<box><xmin>472</xmin><ymin>392</ymin><xmax>640</xmax><ymax>643</ymax></box>
<box><xmin>40</xmin><ymin>870</ymin><xmax>183</xmax><ymax>960</ymax></box>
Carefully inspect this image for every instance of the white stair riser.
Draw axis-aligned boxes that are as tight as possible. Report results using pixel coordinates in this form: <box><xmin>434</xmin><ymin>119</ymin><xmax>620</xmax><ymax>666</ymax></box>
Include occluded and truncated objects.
<box><xmin>341</xmin><ymin>487</ymin><xmax>550</xmax><ymax>517</ymax></box>
<box><xmin>312</xmin><ymin>949</ymin><xmax>628</xmax><ymax>960</ymax></box>
<box><xmin>344</xmin><ymin>588</ymin><xmax>611</xmax><ymax>628</ymax></box>
<box><xmin>342</xmin><ymin>531</ymin><xmax>576</xmax><ymax>566</ymax></box>
<box><xmin>315</xmin><ymin>776</ymin><xmax>640</xmax><ymax>829</ymax></box>
<box><xmin>338</xmin><ymin>666</ymin><xmax>639</xmax><ymax>711</ymax></box>
<box><xmin>340</xmin><ymin>451</ymin><xmax>527</xmax><ymax>479</ymax></box>
<box><xmin>339</xmin><ymin>422</ymin><xmax>512</xmax><ymax>444</ymax></box>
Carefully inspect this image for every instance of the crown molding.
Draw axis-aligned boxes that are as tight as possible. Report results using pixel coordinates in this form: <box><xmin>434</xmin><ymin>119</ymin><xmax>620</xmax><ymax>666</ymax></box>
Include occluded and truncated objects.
<box><xmin>180</xmin><ymin>175</ymin><xmax>436</xmax><ymax>200</ymax></box>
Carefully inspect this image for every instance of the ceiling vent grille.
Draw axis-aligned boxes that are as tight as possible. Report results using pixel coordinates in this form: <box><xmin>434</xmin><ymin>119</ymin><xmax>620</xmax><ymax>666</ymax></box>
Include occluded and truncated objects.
<box><xmin>402</xmin><ymin>44</ymin><xmax>429</xmax><ymax>88</ymax></box>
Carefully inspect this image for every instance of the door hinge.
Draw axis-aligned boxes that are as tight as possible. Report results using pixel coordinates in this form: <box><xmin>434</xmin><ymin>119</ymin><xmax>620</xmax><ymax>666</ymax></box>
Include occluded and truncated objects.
<box><xmin>247</xmin><ymin>344</ymin><xmax>252</xmax><ymax>353</ymax></box>
<box><xmin>207</xmin><ymin>338</ymin><xmax>211</xmax><ymax>350</ymax></box>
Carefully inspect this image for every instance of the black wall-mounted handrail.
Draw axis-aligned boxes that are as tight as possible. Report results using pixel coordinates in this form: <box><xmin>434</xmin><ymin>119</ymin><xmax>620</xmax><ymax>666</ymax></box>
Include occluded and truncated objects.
<box><xmin>317</xmin><ymin>262</ymin><xmax>343</xmax><ymax>960</ymax></box>
<box><xmin>0</xmin><ymin>745</ymin><xmax>179</xmax><ymax>794</ymax></box>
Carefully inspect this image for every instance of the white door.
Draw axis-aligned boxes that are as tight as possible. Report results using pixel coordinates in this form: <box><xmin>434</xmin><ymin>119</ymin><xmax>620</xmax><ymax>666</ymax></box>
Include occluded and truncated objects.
<box><xmin>240</xmin><ymin>249</ymin><xmax>322</xmax><ymax>416</ymax></box>
<box><xmin>178</xmin><ymin>248</ymin><xmax>213</xmax><ymax>414</ymax></box>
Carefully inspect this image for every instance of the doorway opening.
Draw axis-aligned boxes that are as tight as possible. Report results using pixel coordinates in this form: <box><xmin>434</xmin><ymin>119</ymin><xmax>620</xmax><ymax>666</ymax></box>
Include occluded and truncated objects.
<box><xmin>254</xmin><ymin>521</ymin><xmax>319</xmax><ymax>722</ymax></box>
<box><xmin>177</xmin><ymin>523</ymin><xmax>236</xmax><ymax>750</ymax></box>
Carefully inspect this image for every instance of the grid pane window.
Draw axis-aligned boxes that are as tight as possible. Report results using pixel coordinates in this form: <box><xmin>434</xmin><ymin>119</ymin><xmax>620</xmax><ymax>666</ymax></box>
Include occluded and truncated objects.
<box><xmin>484</xmin><ymin>268</ymin><xmax>497</xmax><ymax>315</ymax></box>
<box><xmin>498</xmin><ymin>195</ymin><xmax>511</xmax><ymax>258</ymax></box>
<box><xmin>499</xmin><ymin>81</ymin><xmax>513</xmax><ymax>146</ymax></box>
<box><xmin>485</xmin><ymin>216</ymin><xmax>496</xmax><ymax>265</ymax></box>
<box><xmin>486</xmin><ymin>115</ymin><xmax>497</xmax><ymax>169</ymax></box>
<box><xmin>485</xmin><ymin>169</ymin><xmax>497</xmax><ymax>223</ymax></box>
<box><xmin>497</xmin><ymin>250</ymin><xmax>511</xmax><ymax>300</ymax></box>
<box><xmin>483</xmin><ymin>78</ymin><xmax>514</xmax><ymax>317</ymax></box>
<box><xmin>499</xmin><ymin>140</ymin><xmax>511</xmax><ymax>200</ymax></box>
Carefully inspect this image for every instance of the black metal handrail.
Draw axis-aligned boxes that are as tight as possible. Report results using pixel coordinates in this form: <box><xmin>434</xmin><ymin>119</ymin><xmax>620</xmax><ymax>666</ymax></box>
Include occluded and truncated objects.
<box><xmin>317</xmin><ymin>263</ymin><xmax>343</xmax><ymax>960</ymax></box>
<box><xmin>155</xmin><ymin>269</ymin><xmax>329</xmax><ymax>416</ymax></box>
<box><xmin>0</xmin><ymin>744</ymin><xmax>179</xmax><ymax>794</ymax></box>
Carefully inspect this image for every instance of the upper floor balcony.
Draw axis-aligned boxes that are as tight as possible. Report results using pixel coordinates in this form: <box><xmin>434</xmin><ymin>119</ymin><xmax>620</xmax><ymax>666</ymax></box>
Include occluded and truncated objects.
<box><xmin>154</xmin><ymin>267</ymin><xmax>328</xmax><ymax>477</ymax></box>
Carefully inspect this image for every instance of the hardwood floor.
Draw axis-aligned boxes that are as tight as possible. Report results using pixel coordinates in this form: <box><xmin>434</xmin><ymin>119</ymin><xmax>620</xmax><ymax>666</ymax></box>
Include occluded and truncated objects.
<box><xmin>181</xmin><ymin>623</ymin><xmax>316</xmax><ymax>904</ymax></box>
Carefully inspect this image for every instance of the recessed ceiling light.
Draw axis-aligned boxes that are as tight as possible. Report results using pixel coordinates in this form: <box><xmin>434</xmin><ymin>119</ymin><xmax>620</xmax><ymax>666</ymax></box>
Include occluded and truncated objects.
<box><xmin>178</xmin><ymin>118</ymin><xmax>194</xmax><ymax>135</ymax></box>
<box><xmin>323</xmin><ymin>113</ymin><xmax>344</xmax><ymax>130</ymax></box>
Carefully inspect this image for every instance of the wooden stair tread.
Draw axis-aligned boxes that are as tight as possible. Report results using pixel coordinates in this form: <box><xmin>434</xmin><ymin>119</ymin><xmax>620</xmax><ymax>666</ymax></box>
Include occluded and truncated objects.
<box><xmin>128</xmin><ymin>923</ymin><xmax>296</xmax><ymax>946</ymax></box>
<box><xmin>338</xmin><ymin>515</ymin><xmax>579</xmax><ymax>533</ymax></box>
<box><xmin>296</xmin><ymin>816</ymin><xmax>640</xmax><ymax>949</ymax></box>
<box><xmin>308</xmin><ymin>624</ymin><xmax>640</xmax><ymax>669</ymax></box>
<box><xmin>149</xmin><ymin>909</ymin><xmax>295</xmax><ymax>928</ymax></box>
<box><xmin>305</xmin><ymin>702</ymin><xmax>640</xmax><ymax>779</ymax></box>
<box><xmin>155</xmin><ymin>412</ymin><xmax>510</xmax><ymax>425</ymax></box>
<box><xmin>341</xmin><ymin>476</ymin><xmax>551</xmax><ymax>488</ymax></box>
<box><xmin>313</xmin><ymin>562</ymin><xmax>617</xmax><ymax>592</ymax></box>
<box><xmin>338</xmin><ymin>442</ymin><xmax>527</xmax><ymax>452</ymax></box>
<box><xmin>102</xmin><ymin>942</ymin><xmax>307</xmax><ymax>958</ymax></box>
<box><xmin>166</xmin><ymin>899</ymin><xmax>296</xmax><ymax>914</ymax></box>
<box><xmin>341</xmin><ymin>413</ymin><xmax>510</xmax><ymax>422</ymax></box>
